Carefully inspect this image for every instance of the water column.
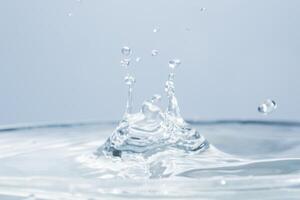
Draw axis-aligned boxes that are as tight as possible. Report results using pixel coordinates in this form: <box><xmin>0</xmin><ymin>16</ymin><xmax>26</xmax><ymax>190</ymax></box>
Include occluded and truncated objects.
<box><xmin>120</xmin><ymin>46</ymin><xmax>135</xmax><ymax>116</ymax></box>
<box><xmin>165</xmin><ymin>59</ymin><xmax>182</xmax><ymax>119</ymax></box>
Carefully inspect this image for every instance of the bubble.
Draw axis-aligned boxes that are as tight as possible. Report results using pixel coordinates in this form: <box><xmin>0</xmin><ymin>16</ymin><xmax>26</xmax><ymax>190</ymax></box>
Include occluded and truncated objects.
<box><xmin>121</xmin><ymin>46</ymin><xmax>131</xmax><ymax>56</ymax></box>
<box><xmin>258</xmin><ymin>99</ymin><xmax>277</xmax><ymax>115</ymax></box>
<box><xmin>135</xmin><ymin>57</ymin><xmax>141</xmax><ymax>62</ymax></box>
<box><xmin>168</xmin><ymin>59</ymin><xmax>181</xmax><ymax>69</ymax></box>
<box><xmin>120</xmin><ymin>58</ymin><xmax>131</xmax><ymax>68</ymax></box>
<box><xmin>124</xmin><ymin>75</ymin><xmax>136</xmax><ymax>85</ymax></box>
<box><xmin>153</xmin><ymin>27</ymin><xmax>160</xmax><ymax>33</ymax></box>
<box><xmin>151</xmin><ymin>49</ymin><xmax>159</xmax><ymax>56</ymax></box>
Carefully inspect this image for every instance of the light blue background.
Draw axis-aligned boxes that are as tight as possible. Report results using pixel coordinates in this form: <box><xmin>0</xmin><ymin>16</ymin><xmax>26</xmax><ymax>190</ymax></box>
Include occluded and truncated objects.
<box><xmin>0</xmin><ymin>0</ymin><xmax>299</xmax><ymax>125</ymax></box>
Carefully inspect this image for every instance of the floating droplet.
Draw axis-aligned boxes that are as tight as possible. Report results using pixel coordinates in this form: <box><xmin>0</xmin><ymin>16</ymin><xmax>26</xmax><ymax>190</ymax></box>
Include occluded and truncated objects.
<box><xmin>258</xmin><ymin>99</ymin><xmax>277</xmax><ymax>115</ymax></box>
<box><xmin>153</xmin><ymin>27</ymin><xmax>160</xmax><ymax>33</ymax></box>
<box><xmin>169</xmin><ymin>59</ymin><xmax>181</xmax><ymax>69</ymax></box>
<box><xmin>220</xmin><ymin>179</ymin><xmax>227</xmax><ymax>185</ymax></box>
<box><xmin>151</xmin><ymin>94</ymin><xmax>162</xmax><ymax>103</ymax></box>
<box><xmin>120</xmin><ymin>58</ymin><xmax>131</xmax><ymax>68</ymax></box>
<box><xmin>124</xmin><ymin>75</ymin><xmax>136</xmax><ymax>85</ymax></box>
<box><xmin>121</xmin><ymin>46</ymin><xmax>132</xmax><ymax>56</ymax></box>
<box><xmin>151</xmin><ymin>49</ymin><xmax>159</xmax><ymax>56</ymax></box>
<box><xmin>68</xmin><ymin>13</ymin><xmax>73</xmax><ymax>17</ymax></box>
<box><xmin>135</xmin><ymin>57</ymin><xmax>141</xmax><ymax>62</ymax></box>
<box><xmin>200</xmin><ymin>7</ymin><xmax>206</xmax><ymax>11</ymax></box>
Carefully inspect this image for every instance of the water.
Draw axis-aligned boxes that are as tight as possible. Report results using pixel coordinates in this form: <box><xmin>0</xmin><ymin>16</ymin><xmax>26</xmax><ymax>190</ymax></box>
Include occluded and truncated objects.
<box><xmin>135</xmin><ymin>57</ymin><xmax>141</xmax><ymax>62</ymax></box>
<box><xmin>121</xmin><ymin>46</ymin><xmax>132</xmax><ymax>57</ymax></box>
<box><xmin>168</xmin><ymin>59</ymin><xmax>181</xmax><ymax>69</ymax></box>
<box><xmin>124</xmin><ymin>75</ymin><xmax>136</xmax><ymax>85</ymax></box>
<box><xmin>151</xmin><ymin>49</ymin><xmax>159</xmax><ymax>56</ymax></box>
<box><xmin>258</xmin><ymin>99</ymin><xmax>277</xmax><ymax>115</ymax></box>
<box><xmin>1</xmin><ymin>120</ymin><xmax>300</xmax><ymax>199</ymax></box>
<box><xmin>0</xmin><ymin>49</ymin><xmax>297</xmax><ymax>199</ymax></box>
<box><xmin>120</xmin><ymin>58</ymin><xmax>131</xmax><ymax>68</ymax></box>
<box><xmin>153</xmin><ymin>28</ymin><xmax>160</xmax><ymax>33</ymax></box>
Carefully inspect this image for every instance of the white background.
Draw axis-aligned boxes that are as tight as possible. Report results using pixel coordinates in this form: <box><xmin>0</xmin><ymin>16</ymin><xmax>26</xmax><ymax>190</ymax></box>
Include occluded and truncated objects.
<box><xmin>0</xmin><ymin>0</ymin><xmax>299</xmax><ymax>125</ymax></box>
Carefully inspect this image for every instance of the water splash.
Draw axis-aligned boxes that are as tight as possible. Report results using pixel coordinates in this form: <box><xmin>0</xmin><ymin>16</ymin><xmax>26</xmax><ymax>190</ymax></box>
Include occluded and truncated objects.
<box><xmin>98</xmin><ymin>57</ymin><xmax>209</xmax><ymax>158</ymax></box>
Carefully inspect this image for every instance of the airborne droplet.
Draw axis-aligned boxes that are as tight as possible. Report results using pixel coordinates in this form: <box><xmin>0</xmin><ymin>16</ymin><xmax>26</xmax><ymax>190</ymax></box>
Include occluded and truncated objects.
<box><xmin>153</xmin><ymin>27</ymin><xmax>160</xmax><ymax>33</ymax></box>
<box><xmin>121</xmin><ymin>46</ymin><xmax>132</xmax><ymax>56</ymax></box>
<box><xmin>258</xmin><ymin>99</ymin><xmax>277</xmax><ymax>115</ymax></box>
<box><xmin>168</xmin><ymin>59</ymin><xmax>181</xmax><ymax>69</ymax></box>
<box><xmin>124</xmin><ymin>75</ymin><xmax>136</xmax><ymax>85</ymax></box>
<box><xmin>120</xmin><ymin>58</ymin><xmax>131</xmax><ymax>68</ymax></box>
<box><xmin>151</xmin><ymin>49</ymin><xmax>159</xmax><ymax>56</ymax></box>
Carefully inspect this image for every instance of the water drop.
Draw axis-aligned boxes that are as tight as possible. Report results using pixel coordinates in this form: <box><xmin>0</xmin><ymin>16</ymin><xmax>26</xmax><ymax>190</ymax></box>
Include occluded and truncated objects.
<box><xmin>151</xmin><ymin>49</ymin><xmax>159</xmax><ymax>56</ymax></box>
<box><xmin>151</xmin><ymin>94</ymin><xmax>162</xmax><ymax>103</ymax></box>
<box><xmin>121</xmin><ymin>46</ymin><xmax>131</xmax><ymax>56</ymax></box>
<box><xmin>169</xmin><ymin>59</ymin><xmax>181</xmax><ymax>69</ymax></box>
<box><xmin>120</xmin><ymin>58</ymin><xmax>131</xmax><ymax>68</ymax></box>
<box><xmin>124</xmin><ymin>75</ymin><xmax>136</xmax><ymax>85</ymax></box>
<box><xmin>258</xmin><ymin>99</ymin><xmax>277</xmax><ymax>115</ymax></box>
<box><xmin>153</xmin><ymin>27</ymin><xmax>160</xmax><ymax>33</ymax></box>
<box><xmin>135</xmin><ymin>57</ymin><xmax>141</xmax><ymax>62</ymax></box>
<box><xmin>220</xmin><ymin>179</ymin><xmax>227</xmax><ymax>185</ymax></box>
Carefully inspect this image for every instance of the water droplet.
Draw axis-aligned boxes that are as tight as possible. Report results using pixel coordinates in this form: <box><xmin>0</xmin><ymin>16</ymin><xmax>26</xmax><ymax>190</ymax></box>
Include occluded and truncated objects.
<box><xmin>169</xmin><ymin>59</ymin><xmax>181</xmax><ymax>69</ymax></box>
<box><xmin>151</xmin><ymin>94</ymin><xmax>162</xmax><ymax>103</ymax></box>
<box><xmin>151</xmin><ymin>49</ymin><xmax>159</xmax><ymax>56</ymax></box>
<box><xmin>135</xmin><ymin>57</ymin><xmax>141</xmax><ymax>62</ymax></box>
<box><xmin>120</xmin><ymin>58</ymin><xmax>131</xmax><ymax>68</ymax></box>
<box><xmin>200</xmin><ymin>7</ymin><xmax>206</xmax><ymax>11</ymax></box>
<box><xmin>68</xmin><ymin>13</ymin><xmax>73</xmax><ymax>17</ymax></box>
<box><xmin>124</xmin><ymin>75</ymin><xmax>136</xmax><ymax>85</ymax></box>
<box><xmin>220</xmin><ymin>179</ymin><xmax>227</xmax><ymax>185</ymax></box>
<box><xmin>153</xmin><ymin>27</ymin><xmax>160</xmax><ymax>33</ymax></box>
<box><xmin>121</xmin><ymin>46</ymin><xmax>131</xmax><ymax>56</ymax></box>
<box><xmin>258</xmin><ymin>99</ymin><xmax>277</xmax><ymax>115</ymax></box>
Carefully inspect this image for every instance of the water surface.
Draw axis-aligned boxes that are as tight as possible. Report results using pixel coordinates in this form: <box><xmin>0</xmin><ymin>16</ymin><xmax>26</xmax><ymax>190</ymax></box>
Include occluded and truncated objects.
<box><xmin>0</xmin><ymin>120</ymin><xmax>300</xmax><ymax>200</ymax></box>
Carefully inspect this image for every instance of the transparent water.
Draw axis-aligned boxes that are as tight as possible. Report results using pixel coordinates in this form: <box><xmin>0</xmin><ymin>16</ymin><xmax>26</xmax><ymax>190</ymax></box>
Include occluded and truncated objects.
<box><xmin>1</xmin><ymin>120</ymin><xmax>300</xmax><ymax>200</ymax></box>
